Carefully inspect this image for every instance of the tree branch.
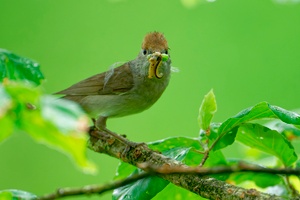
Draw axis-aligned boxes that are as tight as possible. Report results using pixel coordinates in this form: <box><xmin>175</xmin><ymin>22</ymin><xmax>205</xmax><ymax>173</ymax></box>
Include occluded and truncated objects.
<box><xmin>39</xmin><ymin>130</ymin><xmax>300</xmax><ymax>199</ymax></box>
<box><xmin>86</xmin><ymin>130</ymin><xmax>295</xmax><ymax>200</ymax></box>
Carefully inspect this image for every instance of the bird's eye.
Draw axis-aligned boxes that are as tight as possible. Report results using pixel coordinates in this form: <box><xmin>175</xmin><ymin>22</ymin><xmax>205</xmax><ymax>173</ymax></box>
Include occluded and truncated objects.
<box><xmin>161</xmin><ymin>49</ymin><xmax>168</xmax><ymax>54</ymax></box>
<box><xmin>142</xmin><ymin>49</ymin><xmax>147</xmax><ymax>55</ymax></box>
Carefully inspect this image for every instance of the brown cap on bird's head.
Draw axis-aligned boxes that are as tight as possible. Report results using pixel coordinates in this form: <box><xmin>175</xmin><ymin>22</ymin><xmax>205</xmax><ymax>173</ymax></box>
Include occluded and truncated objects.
<box><xmin>142</xmin><ymin>32</ymin><xmax>168</xmax><ymax>52</ymax></box>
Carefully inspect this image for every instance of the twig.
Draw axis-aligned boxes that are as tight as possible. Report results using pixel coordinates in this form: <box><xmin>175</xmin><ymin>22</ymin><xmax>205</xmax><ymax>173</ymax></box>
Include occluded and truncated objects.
<box><xmin>199</xmin><ymin>151</ymin><xmax>209</xmax><ymax>167</ymax></box>
<box><xmin>199</xmin><ymin>127</ymin><xmax>238</xmax><ymax>167</ymax></box>
<box><xmin>146</xmin><ymin>162</ymin><xmax>300</xmax><ymax>176</ymax></box>
<box><xmin>285</xmin><ymin>175</ymin><xmax>300</xmax><ymax>197</ymax></box>
<box><xmin>39</xmin><ymin>161</ymin><xmax>300</xmax><ymax>200</ymax></box>
<box><xmin>38</xmin><ymin>172</ymin><xmax>150</xmax><ymax>200</ymax></box>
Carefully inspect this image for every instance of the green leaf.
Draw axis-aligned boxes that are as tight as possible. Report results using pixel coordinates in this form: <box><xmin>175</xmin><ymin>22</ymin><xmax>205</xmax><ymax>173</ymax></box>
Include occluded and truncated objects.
<box><xmin>113</xmin><ymin>136</ymin><xmax>229</xmax><ymax>199</ymax></box>
<box><xmin>229</xmin><ymin>172</ymin><xmax>282</xmax><ymax>188</ymax></box>
<box><xmin>113</xmin><ymin>148</ymin><xmax>188</xmax><ymax>200</ymax></box>
<box><xmin>0</xmin><ymin>189</ymin><xmax>37</xmax><ymax>200</ymax></box>
<box><xmin>0</xmin><ymin>86</ymin><xmax>13</xmax><ymax>142</ymax></box>
<box><xmin>23</xmin><ymin>96</ymin><xmax>96</xmax><ymax>173</ymax></box>
<box><xmin>209</xmin><ymin>123</ymin><xmax>239</xmax><ymax>151</ymax></box>
<box><xmin>113</xmin><ymin>171</ymin><xmax>169</xmax><ymax>200</ymax></box>
<box><xmin>185</xmin><ymin>148</ymin><xmax>229</xmax><ymax>181</ymax></box>
<box><xmin>113</xmin><ymin>146</ymin><xmax>192</xmax><ymax>200</ymax></box>
<box><xmin>236</xmin><ymin>123</ymin><xmax>297</xmax><ymax>166</ymax></box>
<box><xmin>153</xmin><ymin>183</ymin><xmax>204</xmax><ymax>200</ymax></box>
<box><xmin>41</xmin><ymin>96</ymin><xmax>88</xmax><ymax>132</ymax></box>
<box><xmin>0</xmin><ymin>85</ymin><xmax>11</xmax><ymax>112</ymax></box>
<box><xmin>213</xmin><ymin>102</ymin><xmax>300</xmax><ymax>151</ymax></box>
<box><xmin>4</xmin><ymin>82</ymin><xmax>41</xmax><ymax>107</ymax></box>
<box><xmin>0</xmin><ymin>49</ymin><xmax>44</xmax><ymax>85</ymax></box>
<box><xmin>148</xmin><ymin>136</ymin><xmax>202</xmax><ymax>152</ymax></box>
<box><xmin>149</xmin><ymin>138</ymin><xmax>227</xmax><ymax>195</ymax></box>
<box><xmin>114</xmin><ymin>162</ymin><xmax>138</xmax><ymax>180</ymax></box>
<box><xmin>219</xmin><ymin>102</ymin><xmax>300</xmax><ymax>135</ymax></box>
<box><xmin>0</xmin><ymin>191</ymin><xmax>12</xmax><ymax>200</ymax></box>
<box><xmin>266</xmin><ymin>120</ymin><xmax>300</xmax><ymax>141</ymax></box>
<box><xmin>198</xmin><ymin>89</ymin><xmax>217</xmax><ymax>131</ymax></box>
<box><xmin>226</xmin><ymin>159</ymin><xmax>283</xmax><ymax>188</ymax></box>
<box><xmin>149</xmin><ymin>136</ymin><xmax>227</xmax><ymax>169</ymax></box>
<box><xmin>200</xmin><ymin>150</ymin><xmax>227</xmax><ymax>168</ymax></box>
<box><xmin>2</xmin><ymin>82</ymin><xmax>96</xmax><ymax>173</ymax></box>
<box><xmin>113</xmin><ymin>136</ymin><xmax>228</xmax><ymax>200</ymax></box>
<box><xmin>0</xmin><ymin>116</ymin><xmax>14</xmax><ymax>143</ymax></box>
<box><xmin>296</xmin><ymin>159</ymin><xmax>300</xmax><ymax>169</ymax></box>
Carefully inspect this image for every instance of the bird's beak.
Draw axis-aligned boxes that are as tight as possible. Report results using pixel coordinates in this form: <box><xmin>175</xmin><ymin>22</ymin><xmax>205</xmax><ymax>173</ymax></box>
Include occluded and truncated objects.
<box><xmin>147</xmin><ymin>52</ymin><xmax>168</xmax><ymax>79</ymax></box>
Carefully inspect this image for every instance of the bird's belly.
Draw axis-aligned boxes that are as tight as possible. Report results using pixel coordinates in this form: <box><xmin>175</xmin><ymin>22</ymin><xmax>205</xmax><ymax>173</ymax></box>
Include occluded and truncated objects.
<box><xmin>80</xmin><ymin>91</ymin><xmax>162</xmax><ymax>118</ymax></box>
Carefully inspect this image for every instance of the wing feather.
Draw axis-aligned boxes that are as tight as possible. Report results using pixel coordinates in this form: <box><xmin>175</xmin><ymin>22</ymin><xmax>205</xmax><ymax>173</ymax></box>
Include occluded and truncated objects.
<box><xmin>55</xmin><ymin>62</ymin><xmax>134</xmax><ymax>96</ymax></box>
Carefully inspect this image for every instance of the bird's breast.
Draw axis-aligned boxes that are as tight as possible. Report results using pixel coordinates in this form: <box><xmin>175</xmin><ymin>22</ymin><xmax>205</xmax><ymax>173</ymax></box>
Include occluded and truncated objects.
<box><xmin>129</xmin><ymin>65</ymin><xmax>170</xmax><ymax>110</ymax></box>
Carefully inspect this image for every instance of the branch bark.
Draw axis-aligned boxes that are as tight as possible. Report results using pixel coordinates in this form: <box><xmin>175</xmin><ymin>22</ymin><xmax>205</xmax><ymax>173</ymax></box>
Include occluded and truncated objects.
<box><xmin>88</xmin><ymin>130</ymin><xmax>289</xmax><ymax>200</ymax></box>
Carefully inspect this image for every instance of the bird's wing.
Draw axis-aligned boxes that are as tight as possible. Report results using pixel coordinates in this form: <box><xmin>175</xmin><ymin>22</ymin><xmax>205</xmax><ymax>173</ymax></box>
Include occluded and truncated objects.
<box><xmin>55</xmin><ymin>62</ymin><xmax>134</xmax><ymax>95</ymax></box>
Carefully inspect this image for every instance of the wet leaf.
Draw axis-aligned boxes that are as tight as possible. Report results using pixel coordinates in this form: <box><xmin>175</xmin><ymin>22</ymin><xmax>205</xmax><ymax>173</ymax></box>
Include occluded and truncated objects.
<box><xmin>149</xmin><ymin>136</ymin><xmax>202</xmax><ymax>152</ymax></box>
<box><xmin>236</xmin><ymin>123</ymin><xmax>297</xmax><ymax>166</ymax></box>
<box><xmin>210</xmin><ymin>124</ymin><xmax>239</xmax><ymax>151</ymax></box>
<box><xmin>0</xmin><ymin>189</ymin><xmax>37</xmax><ymax>200</ymax></box>
<box><xmin>0</xmin><ymin>49</ymin><xmax>44</xmax><ymax>85</ymax></box>
<box><xmin>23</xmin><ymin>96</ymin><xmax>95</xmax><ymax>173</ymax></box>
<box><xmin>2</xmin><ymin>83</ymin><xmax>95</xmax><ymax>173</ymax></box>
<box><xmin>266</xmin><ymin>120</ymin><xmax>300</xmax><ymax>141</ymax></box>
<box><xmin>0</xmin><ymin>86</ymin><xmax>13</xmax><ymax>143</ymax></box>
<box><xmin>149</xmin><ymin>136</ymin><xmax>227</xmax><ymax>170</ymax></box>
<box><xmin>113</xmin><ymin>171</ymin><xmax>169</xmax><ymax>200</ymax></box>
<box><xmin>213</xmin><ymin>102</ymin><xmax>300</xmax><ymax>151</ymax></box>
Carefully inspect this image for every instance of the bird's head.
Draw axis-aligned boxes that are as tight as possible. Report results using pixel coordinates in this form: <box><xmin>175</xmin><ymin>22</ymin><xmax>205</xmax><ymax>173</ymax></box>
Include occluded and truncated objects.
<box><xmin>139</xmin><ymin>32</ymin><xmax>170</xmax><ymax>79</ymax></box>
<box><xmin>141</xmin><ymin>32</ymin><xmax>169</xmax><ymax>54</ymax></box>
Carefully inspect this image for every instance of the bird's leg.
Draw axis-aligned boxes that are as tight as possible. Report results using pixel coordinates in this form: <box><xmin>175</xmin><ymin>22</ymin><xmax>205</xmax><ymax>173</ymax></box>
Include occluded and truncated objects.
<box><xmin>95</xmin><ymin>116</ymin><xmax>140</xmax><ymax>147</ymax></box>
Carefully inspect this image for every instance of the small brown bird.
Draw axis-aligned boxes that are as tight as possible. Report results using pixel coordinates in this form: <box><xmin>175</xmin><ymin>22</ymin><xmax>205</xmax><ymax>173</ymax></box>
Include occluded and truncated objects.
<box><xmin>56</xmin><ymin>32</ymin><xmax>171</xmax><ymax>145</ymax></box>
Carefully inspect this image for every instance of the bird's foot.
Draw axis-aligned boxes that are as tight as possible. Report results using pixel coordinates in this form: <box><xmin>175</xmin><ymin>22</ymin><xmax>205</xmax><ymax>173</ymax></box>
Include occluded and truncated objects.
<box><xmin>103</xmin><ymin>127</ymin><xmax>145</xmax><ymax>148</ymax></box>
<box><xmin>89</xmin><ymin>125</ymin><xmax>148</xmax><ymax>159</ymax></box>
<box><xmin>91</xmin><ymin>116</ymin><xmax>146</xmax><ymax>149</ymax></box>
<box><xmin>89</xmin><ymin>125</ymin><xmax>97</xmax><ymax>133</ymax></box>
<box><xmin>89</xmin><ymin>125</ymin><xmax>143</xmax><ymax>147</ymax></box>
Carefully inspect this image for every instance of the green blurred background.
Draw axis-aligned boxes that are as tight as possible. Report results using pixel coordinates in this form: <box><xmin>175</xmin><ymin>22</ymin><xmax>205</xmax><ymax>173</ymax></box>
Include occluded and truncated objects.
<box><xmin>1</xmin><ymin>0</ymin><xmax>300</xmax><ymax>199</ymax></box>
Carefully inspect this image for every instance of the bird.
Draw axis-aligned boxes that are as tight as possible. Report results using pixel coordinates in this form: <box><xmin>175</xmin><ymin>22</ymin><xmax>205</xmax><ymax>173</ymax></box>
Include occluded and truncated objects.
<box><xmin>55</xmin><ymin>32</ymin><xmax>171</xmax><ymax>146</ymax></box>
